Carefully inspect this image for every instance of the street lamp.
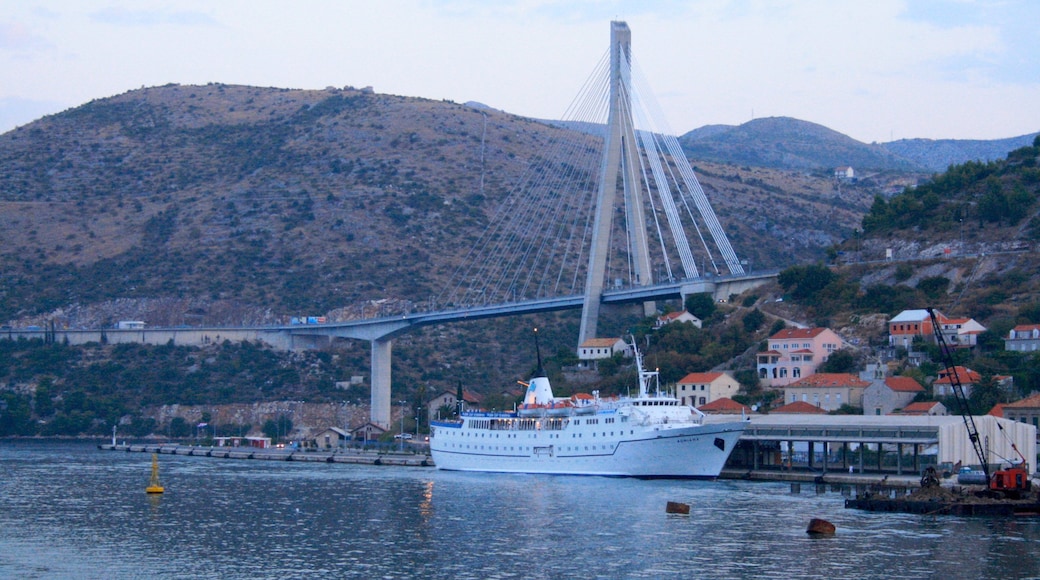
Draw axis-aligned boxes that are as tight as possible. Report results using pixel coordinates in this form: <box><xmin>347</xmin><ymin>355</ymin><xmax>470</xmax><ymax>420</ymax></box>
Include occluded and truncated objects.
<box><xmin>397</xmin><ymin>400</ymin><xmax>407</xmax><ymax>451</ymax></box>
<box><xmin>416</xmin><ymin>405</ymin><xmax>421</xmax><ymax>440</ymax></box>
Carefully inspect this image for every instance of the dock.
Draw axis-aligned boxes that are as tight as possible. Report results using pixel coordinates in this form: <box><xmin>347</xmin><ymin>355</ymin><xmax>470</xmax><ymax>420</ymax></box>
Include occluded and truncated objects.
<box><xmin>99</xmin><ymin>443</ymin><xmax>434</xmax><ymax>467</ymax></box>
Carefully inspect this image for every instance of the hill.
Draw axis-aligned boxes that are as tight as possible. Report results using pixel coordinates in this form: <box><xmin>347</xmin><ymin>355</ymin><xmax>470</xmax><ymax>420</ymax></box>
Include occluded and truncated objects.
<box><xmin>679</xmin><ymin>116</ymin><xmax>922</xmax><ymax>172</ymax></box>
<box><xmin>882</xmin><ymin>133</ymin><xmax>1040</xmax><ymax>173</ymax></box>
<box><xmin>680</xmin><ymin>117</ymin><xmax>1039</xmax><ymax>174</ymax></box>
<box><xmin>0</xmin><ymin>84</ymin><xmax>888</xmax><ymax>329</ymax></box>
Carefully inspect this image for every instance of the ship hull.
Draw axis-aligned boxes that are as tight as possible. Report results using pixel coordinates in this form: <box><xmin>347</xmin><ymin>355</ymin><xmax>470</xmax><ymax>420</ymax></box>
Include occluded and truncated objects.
<box><xmin>431</xmin><ymin>420</ymin><xmax>746</xmax><ymax>478</ymax></box>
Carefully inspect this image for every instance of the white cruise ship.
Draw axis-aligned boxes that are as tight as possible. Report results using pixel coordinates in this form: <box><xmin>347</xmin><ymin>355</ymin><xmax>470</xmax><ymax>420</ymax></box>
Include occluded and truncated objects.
<box><xmin>430</xmin><ymin>341</ymin><xmax>748</xmax><ymax>478</ymax></box>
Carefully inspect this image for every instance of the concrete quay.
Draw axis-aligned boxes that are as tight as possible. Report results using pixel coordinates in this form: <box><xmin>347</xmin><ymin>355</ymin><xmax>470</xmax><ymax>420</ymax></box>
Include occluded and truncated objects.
<box><xmin>100</xmin><ymin>443</ymin><xmax>434</xmax><ymax>467</ymax></box>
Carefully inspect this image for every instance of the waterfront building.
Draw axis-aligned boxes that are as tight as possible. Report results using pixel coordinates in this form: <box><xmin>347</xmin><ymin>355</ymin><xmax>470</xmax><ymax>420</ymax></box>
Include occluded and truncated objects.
<box><xmin>676</xmin><ymin>371</ymin><xmax>740</xmax><ymax>406</ymax></box>
<box><xmin>697</xmin><ymin>397</ymin><xmax>752</xmax><ymax>415</ymax></box>
<box><xmin>1000</xmin><ymin>393</ymin><xmax>1040</xmax><ymax>434</ymax></box>
<box><xmin>728</xmin><ymin>414</ymin><xmax>1036</xmax><ymax>475</ymax></box>
<box><xmin>897</xmin><ymin>401</ymin><xmax>947</xmax><ymax>416</ymax></box>
<box><xmin>771</xmin><ymin>400</ymin><xmax>827</xmax><ymax>414</ymax></box>
<box><xmin>313</xmin><ymin>427</ymin><xmax>349</xmax><ymax>449</ymax></box>
<box><xmin>782</xmin><ymin>373</ymin><xmax>870</xmax><ymax>411</ymax></box>
<box><xmin>350</xmin><ymin>422</ymin><xmax>387</xmax><ymax>441</ymax></box>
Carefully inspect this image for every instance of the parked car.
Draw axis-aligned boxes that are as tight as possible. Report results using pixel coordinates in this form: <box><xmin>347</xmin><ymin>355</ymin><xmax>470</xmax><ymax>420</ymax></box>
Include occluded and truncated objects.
<box><xmin>393</xmin><ymin>433</ymin><xmax>413</xmax><ymax>440</ymax></box>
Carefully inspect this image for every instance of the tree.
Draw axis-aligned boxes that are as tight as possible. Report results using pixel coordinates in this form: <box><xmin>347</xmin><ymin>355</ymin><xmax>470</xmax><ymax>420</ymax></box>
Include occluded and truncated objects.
<box><xmin>169</xmin><ymin>417</ymin><xmax>191</xmax><ymax>438</ymax></box>
<box><xmin>819</xmin><ymin>349</ymin><xmax>857</xmax><ymax>373</ymax></box>
<box><xmin>917</xmin><ymin>276</ymin><xmax>950</xmax><ymax>299</ymax></box>
<box><xmin>262</xmin><ymin>415</ymin><xmax>293</xmax><ymax>442</ymax></box>
<box><xmin>777</xmin><ymin>264</ymin><xmax>835</xmax><ymax>301</ymax></box>
<box><xmin>742</xmin><ymin>308</ymin><xmax>765</xmax><ymax>333</ymax></box>
<box><xmin>684</xmin><ymin>293</ymin><xmax>716</xmax><ymax>321</ymax></box>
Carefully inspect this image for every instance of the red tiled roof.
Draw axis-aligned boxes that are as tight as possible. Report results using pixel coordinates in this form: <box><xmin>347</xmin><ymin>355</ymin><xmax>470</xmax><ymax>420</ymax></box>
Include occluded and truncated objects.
<box><xmin>697</xmin><ymin>397</ymin><xmax>751</xmax><ymax>414</ymax></box>
<box><xmin>758</xmin><ymin>350</ymin><xmax>782</xmax><ymax>356</ymax></box>
<box><xmin>1004</xmin><ymin>393</ymin><xmax>1040</xmax><ymax>409</ymax></box>
<box><xmin>787</xmin><ymin>373</ymin><xmax>871</xmax><ymax>389</ymax></box>
<box><xmin>658</xmin><ymin>311</ymin><xmax>690</xmax><ymax>321</ymax></box>
<box><xmin>934</xmin><ymin>366</ymin><xmax>980</xmax><ymax>385</ymax></box>
<box><xmin>772</xmin><ymin>401</ymin><xmax>827</xmax><ymax>414</ymax></box>
<box><xmin>791</xmin><ymin>349</ymin><xmax>814</xmax><ymax>354</ymax></box>
<box><xmin>900</xmin><ymin>401</ymin><xmax>940</xmax><ymax>415</ymax></box>
<box><xmin>769</xmin><ymin>327</ymin><xmax>828</xmax><ymax>340</ymax></box>
<box><xmin>988</xmin><ymin>403</ymin><xmax>1006</xmax><ymax>417</ymax></box>
<box><xmin>580</xmin><ymin>338</ymin><xmax>623</xmax><ymax>348</ymax></box>
<box><xmin>1012</xmin><ymin>324</ymin><xmax>1040</xmax><ymax>332</ymax></box>
<box><xmin>884</xmin><ymin>376</ymin><xmax>924</xmax><ymax>392</ymax></box>
<box><xmin>678</xmin><ymin>372</ymin><xmax>724</xmax><ymax>384</ymax></box>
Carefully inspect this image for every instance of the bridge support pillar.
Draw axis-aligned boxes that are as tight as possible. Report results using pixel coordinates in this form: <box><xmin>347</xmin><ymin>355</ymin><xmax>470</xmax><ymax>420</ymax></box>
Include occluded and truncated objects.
<box><xmin>370</xmin><ymin>338</ymin><xmax>392</xmax><ymax>429</ymax></box>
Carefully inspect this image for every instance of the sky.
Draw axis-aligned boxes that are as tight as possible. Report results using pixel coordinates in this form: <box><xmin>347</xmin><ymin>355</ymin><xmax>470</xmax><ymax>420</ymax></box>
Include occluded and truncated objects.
<box><xmin>1</xmin><ymin>0</ymin><xmax>1039</xmax><ymax>143</ymax></box>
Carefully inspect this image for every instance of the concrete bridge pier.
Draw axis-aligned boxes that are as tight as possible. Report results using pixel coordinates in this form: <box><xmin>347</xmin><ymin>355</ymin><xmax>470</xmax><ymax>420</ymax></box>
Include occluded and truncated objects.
<box><xmin>370</xmin><ymin>338</ymin><xmax>393</xmax><ymax>429</ymax></box>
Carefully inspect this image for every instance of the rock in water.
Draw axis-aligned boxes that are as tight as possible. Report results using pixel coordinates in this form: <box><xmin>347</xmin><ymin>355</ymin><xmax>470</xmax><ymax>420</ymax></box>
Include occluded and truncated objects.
<box><xmin>666</xmin><ymin>501</ymin><xmax>690</xmax><ymax>515</ymax></box>
<box><xmin>807</xmin><ymin>518</ymin><xmax>836</xmax><ymax>535</ymax></box>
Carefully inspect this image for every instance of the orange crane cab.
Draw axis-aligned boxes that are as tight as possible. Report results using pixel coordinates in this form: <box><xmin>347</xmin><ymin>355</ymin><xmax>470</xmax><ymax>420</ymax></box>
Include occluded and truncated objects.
<box><xmin>990</xmin><ymin>464</ymin><xmax>1030</xmax><ymax>494</ymax></box>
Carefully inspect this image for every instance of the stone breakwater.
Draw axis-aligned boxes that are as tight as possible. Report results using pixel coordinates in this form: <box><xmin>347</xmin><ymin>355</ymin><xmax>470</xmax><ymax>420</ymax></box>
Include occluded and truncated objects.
<box><xmin>100</xmin><ymin>443</ymin><xmax>434</xmax><ymax>467</ymax></box>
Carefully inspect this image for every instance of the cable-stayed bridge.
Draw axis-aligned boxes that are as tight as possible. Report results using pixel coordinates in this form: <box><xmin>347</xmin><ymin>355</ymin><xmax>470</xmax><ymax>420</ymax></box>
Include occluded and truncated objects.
<box><xmin>14</xmin><ymin>22</ymin><xmax>775</xmax><ymax>429</ymax></box>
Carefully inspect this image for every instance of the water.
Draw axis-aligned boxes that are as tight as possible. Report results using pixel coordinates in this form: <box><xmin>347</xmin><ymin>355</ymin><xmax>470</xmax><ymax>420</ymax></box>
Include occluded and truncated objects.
<box><xmin>2</xmin><ymin>441</ymin><xmax>1039</xmax><ymax>579</ymax></box>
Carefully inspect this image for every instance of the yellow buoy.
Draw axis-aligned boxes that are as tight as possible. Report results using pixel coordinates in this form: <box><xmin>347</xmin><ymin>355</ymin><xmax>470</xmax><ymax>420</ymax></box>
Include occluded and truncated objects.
<box><xmin>145</xmin><ymin>453</ymin><xmax>165</xmax><ymax>494</ymax></box>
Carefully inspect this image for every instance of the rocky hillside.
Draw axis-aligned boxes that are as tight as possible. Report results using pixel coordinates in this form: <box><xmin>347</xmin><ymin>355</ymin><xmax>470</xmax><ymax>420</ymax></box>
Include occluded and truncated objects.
<box><xmin>882</xmin><ymin>133</ymin><xmax>1040</xmax><ymax>173</ymax></box>
<box><xmin>0</xmin><ymin>84</ymin><xmax>890</xmax><ymax>328</ymax></box>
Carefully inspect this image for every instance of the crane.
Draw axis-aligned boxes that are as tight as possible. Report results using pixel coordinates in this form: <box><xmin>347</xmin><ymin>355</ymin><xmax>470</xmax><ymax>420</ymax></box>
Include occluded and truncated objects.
<box><xmin>927</xmin><ymin>307</ymin><xmax>1030</xmax><ymax>496</ymax></box>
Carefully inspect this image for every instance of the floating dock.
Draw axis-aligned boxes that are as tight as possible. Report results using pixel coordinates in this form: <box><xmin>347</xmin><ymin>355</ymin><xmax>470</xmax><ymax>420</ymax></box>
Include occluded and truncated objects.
<box><xmin>99</xmin><ymin>443</ymin><xmax>433</xmax><ymax>467</ymax></box>
<box><xmin>844</xmin><ymin>495</ymin><xmax>1040</xmax><ymax>516</ymax></box>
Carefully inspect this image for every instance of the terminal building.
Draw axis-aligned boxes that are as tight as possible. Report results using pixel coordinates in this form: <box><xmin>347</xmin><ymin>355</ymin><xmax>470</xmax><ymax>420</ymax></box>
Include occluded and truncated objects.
<box><xmin>726</xmin><ymin>414</ymin><xmax>1036</xmax><ymax>476</ymax></box>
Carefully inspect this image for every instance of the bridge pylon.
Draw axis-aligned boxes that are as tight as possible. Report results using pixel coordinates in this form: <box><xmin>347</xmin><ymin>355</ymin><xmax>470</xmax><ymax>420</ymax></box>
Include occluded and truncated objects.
<box><xmin>578</xmin><ymin>21</ymin><xmax>654</xmax><ymax>346</ymax></box>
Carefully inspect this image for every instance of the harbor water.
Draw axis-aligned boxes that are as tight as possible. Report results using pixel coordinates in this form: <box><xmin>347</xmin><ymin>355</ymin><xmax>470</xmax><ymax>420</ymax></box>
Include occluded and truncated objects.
<box><xmin>2</xmin><ymin>441</ymin><xmax>1040</xmax><ymax>579</ymax></box>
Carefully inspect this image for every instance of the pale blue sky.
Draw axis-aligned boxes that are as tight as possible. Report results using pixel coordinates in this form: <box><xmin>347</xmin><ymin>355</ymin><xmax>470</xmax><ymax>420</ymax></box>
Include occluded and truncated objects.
<box><xmin>1</xmin><ymin>0</ymin><xmax>1038</xmax><ymax>142</ymax></box>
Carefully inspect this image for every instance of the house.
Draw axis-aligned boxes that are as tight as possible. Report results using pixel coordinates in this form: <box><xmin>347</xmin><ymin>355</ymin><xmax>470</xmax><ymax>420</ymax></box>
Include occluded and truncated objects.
<box><xmin>756</xmin><ymin>327</ymin><xmax>844</xmax><ymax>387</ymax></box>
<box><xmin>862</xmin><ymin>376</ymin><xmax>925</xmax><ymax>416</ymax></box>
<box><xmin>938</xmin><ymin>316</ymin><xmax>986</xmax><ymax>347</ymax></box>
<box><xmin>312</xmin><ymin>427</ymin><xmax>349</xmax><ymax>449</ymax></box>
<box><xmin>350</xmin><ymin>422</ymin><xmax>387</xmax><ymax>441</ymax></box>
<box><xmin>577</xmin><ymin>337</ymin><xmax>630</xmax><ymax>369</ymax></box>
<box><xmin>887</xmin><ymin>309</ymin><xmax>936</xmax><ymax>347</ymax></box>
<box><xmin>655</xmin><ymin>310</ymin><xmax>702</xmax><ymax>329</ymax></box>
<box><xmin>897</xmin><ymin>401</ymin><xmax>947</xmax><ymax>416</ymax></box>
<box><xmin>676</xmin><ymin>371</ymin><xmax>740</xmax><ymax>407</ymax></box>
<box><xmin>771</xmin><ymin>400</ymin><xmax>828</xmax><ymax>414</ymax></box>
<box><xmin>932</xmin><ymin>366</ymin><xmax>981</xmax><ymax>398</ymax></box>
<box><xmin>999</xmin><ymin>393</ymin><xmax>1040</xmax><ymax>433</ymax></box>
<box><xmin>888</xmin><ymin>309</ymin><xmax>985</xmax><ymax>348</ymax></box>
<box><xmin>428</xmin><ymin>390</ymin><xmax>483</xmax><ymax>421</ymax></box>
<box><xmin>834</xmin><ymin>166</ymin><xmax>855</xmax><ymax>180</ymax></box>
<box><xmin>1006</xmin><ymin>324</ymin><xmax>1040</xmax><ymax>352</ymax></box>
<box><xmin>782</xmin><ymin>373</ymin><xmax>870</xmax><ymax>412</ymax></box>
<box><xmin>697</xmin><ymin>397</ymin><xmax>752</xmax><ymax>415</ymax></box>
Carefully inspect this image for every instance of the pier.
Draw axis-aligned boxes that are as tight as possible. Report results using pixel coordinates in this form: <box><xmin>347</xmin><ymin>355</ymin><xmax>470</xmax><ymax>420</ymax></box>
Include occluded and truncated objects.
<box><xmin>100</xmin><ymin>443</ymin><xmax>434</xmax><ymax>467</ymax></box>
